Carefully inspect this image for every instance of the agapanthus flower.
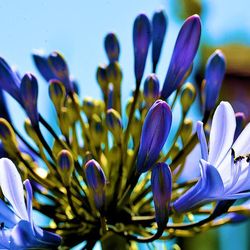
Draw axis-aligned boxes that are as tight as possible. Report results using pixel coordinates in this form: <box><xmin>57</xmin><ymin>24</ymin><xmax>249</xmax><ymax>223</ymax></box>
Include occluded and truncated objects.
<box><xmin>161</xmin><ymin>14</ymin><xmax>201</xmax><ymax>99</ymax></box>
<box><xmin>0</xmin><ymin>158</ymin><xmax>61</xmax><ymax>249</ymax></box>
<box><xmin>136</xmin><ymin>100</ymin><xmax>172</xmax><ymax>174</ymax></box>
<box><xmin>174</xmin><ymin>102</ymin><xmax>250</xmax><ymax>213</ymax></box>
<box><xmin>204</xmin><ymin>50</ymin><xmax>226</xmax><ymax>112</ymax></box>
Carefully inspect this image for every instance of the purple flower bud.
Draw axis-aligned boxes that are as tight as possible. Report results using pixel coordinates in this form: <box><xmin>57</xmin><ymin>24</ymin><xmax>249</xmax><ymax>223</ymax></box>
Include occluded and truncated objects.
<box><xmin>106</xmin><ymin>109</ymin><xmax>122</xmax><ymax>142</ymax></box>
<box><xmin>48</xmin><ymin>52</ymin><xmax>73</xmax><ymax>93</ymax></box>
<box><xmin>104</xmin><ymin>33</ymin><xmax>120</xmax><ymax>63</ymax></box>
<box><xmin>85</xmin><ymin>159</ymin><xmax>106</xmax><ymax>210</ymax></box>
<box><xmin>151</xmin><ymin>162</ymin><xmax>172</xmax><ymax>229</ymax></box>
<box><xmin>57</xmin><ymin>150</ymin><xmax>74</xmax><ymax>186</ymax></box>
<box><xmin>57</xmin><ymin>150</ymin><xmax>73</xmax><ymax>171</ymax></box>
<box><xmin>152</xmin><ymin>9</ymin><xmax>167</xmax><ymax>72</ymax></box>
<box><xmin>32</xmin><ymin>52</ymin><xmax>55</xmax><ymax>82</ymax></box>
<box><xmin>20</xmin><ymin>73</ymin><xmax>39</xmax><ymax>126</ymax></box>
<box><xmin>96</xmin><ymin>65</ymin><xmax>108</xmax><ymax>94</ymax></box>
<box><xmin>161</xmin><ymin>15</ymin><xmax>201</xmax><ymax>99</ymax></box>
<box><xmin>204</xmin><ymin>50</ymin><xmax>226</xmax><ymax>112</ymax></box>
<box><xmin>0</xmin><ymin>57</ymin><xmax>22</xmax><ymax>103</ymax></box>
<box><xmin>136</xmin><ymin>100</ymin><xmax>172</xmax><ymax>173</ymax></box>
<box><xmin>133</xmin><ymin>14</ymin><xmax>151</xmax><ymax>84</ymax></box>
<box><xmin>234</xmin><ymin>112</ymin><xmax>245</xmax><ymax>141</ymax></box>
<box><xmin>143</xmin><ymin>74</ymin><xmax>160</xmax><ymax>105</ymax></box>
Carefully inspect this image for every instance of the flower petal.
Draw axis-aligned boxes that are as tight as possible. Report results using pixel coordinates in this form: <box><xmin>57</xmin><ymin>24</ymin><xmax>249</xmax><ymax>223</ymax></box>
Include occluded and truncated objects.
<box><xmin>23</xmin><ymin>180</ymin><xmax>33</xmax><ymax>224</ymax></box>
<box><xmin>208</xmin><ymin>101</ymin><xmax>236</xmax><ymax>167</ymax></box>
<box><xmin>0</xmin><ymin>158</ymin><xmax>28</xmax><ymax>220</ymax></box>
<box><xmin>196</xmin><ymin>121</ymin><xmax>208</xmax><ymax>161</ymax></box>
<box><xmin>10</xmin><ymin>220</ymin><xmax>61</xmax><ymax>249</ymax></box>
<box><xmin>173</xmin><ymin>160</ymin><xmax>224</xmax><ymax>213</ymax></box>
<box><xmin>233</xmin><ymin>122</ymin><xmax>250</xmax><ymax>156</ymax></box>
<box><xmin>0</xmin><ymin>199</ymin><xmax>20</xmax><ymax>228</ymax></box>
<box><xmin>0</xmin><ymin>228</ymin><xmax>11</xmax><ymax>248</ymax></box>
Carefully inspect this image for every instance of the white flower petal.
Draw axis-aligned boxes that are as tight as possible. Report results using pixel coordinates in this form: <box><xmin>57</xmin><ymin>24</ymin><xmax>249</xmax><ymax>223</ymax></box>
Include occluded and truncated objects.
<box><xmin>208</xmin><ymin>101</ymin><xmax>236</xmax><ymax>167</ymax></box>
<box><xmin>233</xmin><ymin>122</ymin><xmax>250</xmax><ymax>156</ymax></box>
<box><xmin>0</xmin><ymin>158</ymin><xmax>28</xmax><ymax>220</ymax></box>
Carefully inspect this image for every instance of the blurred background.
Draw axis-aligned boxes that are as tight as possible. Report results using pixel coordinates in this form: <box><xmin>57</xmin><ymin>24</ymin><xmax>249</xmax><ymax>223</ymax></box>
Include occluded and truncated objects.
<box><xmin>0</xmin><ymin>0</ymin><xmax>250</xmax><ymax>249</ymax></box>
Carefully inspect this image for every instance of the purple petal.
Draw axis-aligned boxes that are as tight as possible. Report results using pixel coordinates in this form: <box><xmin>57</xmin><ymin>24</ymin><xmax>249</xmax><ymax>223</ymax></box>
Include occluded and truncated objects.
<box><xmin>173</xmin><ymin>160</ymin><xmax>224</xmax><ymax>213</ymax></box>
<box><xmin>133</xmin><ymin>13</ymin><xmax>151</xmax><ymax>84</ymax></box>
<box><xmin>0</xmin><ymin>158</ymin><xmax>28</xmax><ymax>220</ymax></box>
<box><xmin>136</xmin><ymin>100</ymin><xmax>172</xmax><ymax>173</ymax></box>
<box><xmin>0</xmin><ymin>228</ymin><xmax>11</xmax><ymax>248</ymax></box>
<box><xmin>0</xmin><ymin>199</ymin><xmax>20</xmax><ymax>228</ymax></box>
<box><xmin>196</xmin><ymin>121</ymin><xmax>208</xmax><ymax>160</ymax></box>
<box><xmin>208</xmin><ymin>102</ymin><xmax>235</xmax><ymax>166</ymax></box>
<box><xmin>204</xmin><ymin>50</ymin><xmax>226</xmax><ymax>112</ymax></box>
<box><xmin>161</xmin><ymin>15</ymin><xmax>201</xmax><ymax>99</ymax></box>
<box><xmin>0</xmin><ymin>57</ymin><xmax>22</xmax><ymax>103</ymax></box>
<box><xmin>10</xmin><ymin>220</ymin><xmax>61</xmax><ymax>249</ymax></box>
<box><xmin>23</xmin><ymin>180</ymin><xmax>33</xmax><ymax>224</ymax></box>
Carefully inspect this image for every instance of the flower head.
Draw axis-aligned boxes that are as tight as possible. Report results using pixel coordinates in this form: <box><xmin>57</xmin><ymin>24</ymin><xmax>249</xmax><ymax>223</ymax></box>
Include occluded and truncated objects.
<box><xmin>174</xmin><ymin>102</ymin><xmax>250</xmax><ymax>213</ymax></box>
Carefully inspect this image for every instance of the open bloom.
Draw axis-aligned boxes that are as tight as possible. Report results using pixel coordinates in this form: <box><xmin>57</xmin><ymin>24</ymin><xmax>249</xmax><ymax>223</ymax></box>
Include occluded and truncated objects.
<box><xmin>0</xmin><ymin>158</ymin><xmax>61</xmax><ymax>249</ymax></box>
<box><xmin>174</xmin><ymin>102</ymin><xmax>250</xmax><ymax>213</ymax></box>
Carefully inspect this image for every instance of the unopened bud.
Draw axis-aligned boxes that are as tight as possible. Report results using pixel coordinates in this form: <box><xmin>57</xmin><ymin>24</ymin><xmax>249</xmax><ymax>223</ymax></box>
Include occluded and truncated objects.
<box><xmin>85</xmin><ymin>159</ymin><xmax>106</xmax><ymax>211</ymax></box>
<box><xmin>106</xmin><ymin>109</ymin><xmax>122</xmax><ymax>143</ymax></box>
<box><xmin>49</xmin><ymin>80</ymin><xmax>66</xmax><ymax>114</ymax></box>
<box><xmin>20</xmin><ymin>73</ymin><xmax>39</xmax><ymax>126</ymax></box>
<box><xmin>57</xmin><ymin>150</ymin><xmax>74</xmax><ymax>186</ymax></box>
<box><xmin>180</xmin><ymin>83</ymin><xmax>196</xmax><ymax>113</ymax></box>
<box><xmin>143</xmin><ymin>74</ymin><xmax>160</xmax><ymax>106</ymax></box>
<box><xmin>104</xmin><ymin>33</ymin><xmax>120</xmax><ymax>63</ymax></box>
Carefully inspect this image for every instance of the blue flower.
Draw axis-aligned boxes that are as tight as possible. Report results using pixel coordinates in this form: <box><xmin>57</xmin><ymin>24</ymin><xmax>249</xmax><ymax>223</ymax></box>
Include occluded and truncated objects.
<box><xmin>0</xmin><ymin>158</ymin><xmax>61</xmax><ymax>249</ymax></box>
<box><xmin>161</xmin><ymin>15</ymin><xmax>201</xmax><ymax>99</ymax></box>
<box><xmin>174</xmin><ymin>102</ymin><xmax>250</xmax><ymax>213</ymax></box>
<box><xmin>136</xmin><ymin>100</ymin><xmax>172</xmax><ymax>174</ymax></box>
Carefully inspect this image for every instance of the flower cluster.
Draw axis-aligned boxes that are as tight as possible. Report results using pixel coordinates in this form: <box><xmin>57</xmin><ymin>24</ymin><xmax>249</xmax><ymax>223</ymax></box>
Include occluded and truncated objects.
<box><xmin>0</xmin><ymin>8</ymin><xmax>250</xmax><ymax>249</ymax></box>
